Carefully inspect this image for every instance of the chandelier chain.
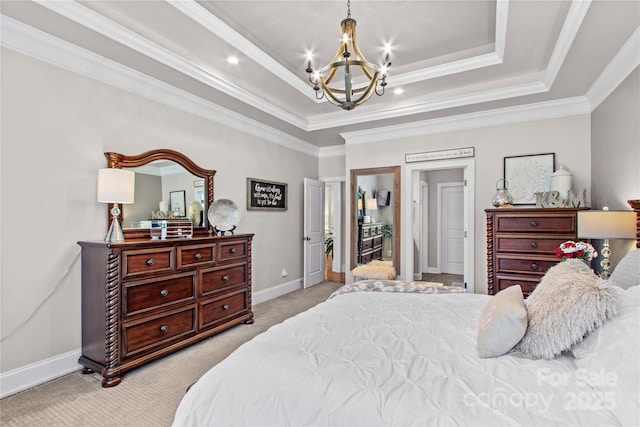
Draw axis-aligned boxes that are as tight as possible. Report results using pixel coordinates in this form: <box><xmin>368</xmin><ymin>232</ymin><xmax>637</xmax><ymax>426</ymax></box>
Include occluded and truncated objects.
<box><xmin>347</xmin><ymin>0</ymin><xmax>351</xmax><ymax>18</ymax></box>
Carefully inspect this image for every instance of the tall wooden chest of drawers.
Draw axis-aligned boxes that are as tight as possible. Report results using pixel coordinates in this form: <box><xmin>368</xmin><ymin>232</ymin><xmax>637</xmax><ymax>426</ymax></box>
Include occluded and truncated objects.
<box><xmin>485</xmin><ymin>208</ymin><xmax>588</xmax><ymax>296</ymax></box>
<box><xmin>357</xmin><ymin>222</ymin><xmax>384</xmax><ymax>264</ymax></box>
<box><xmin>78</xmin><ymin>234</ymin><xmax>253</xmax><ymax>387</ymax></box>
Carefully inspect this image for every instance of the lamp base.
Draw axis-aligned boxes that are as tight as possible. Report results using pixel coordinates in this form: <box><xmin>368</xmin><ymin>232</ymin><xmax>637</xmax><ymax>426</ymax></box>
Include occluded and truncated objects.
<box><xmin>105</xmin><ymin>204</ymin><xmax>125</xmax><ymax>243</ymax></box>
<box><xmin>599</xmin><ymin>239</ymin><xmax>611</xmax><ymax>279</ymax></box>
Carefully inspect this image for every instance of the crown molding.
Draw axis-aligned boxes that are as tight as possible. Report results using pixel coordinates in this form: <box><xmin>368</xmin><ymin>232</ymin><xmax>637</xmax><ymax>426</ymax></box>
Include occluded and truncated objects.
<box><xmin>0</xmin><ymin>15</ymin><xmax>319</xmax><ymax>158</ymax></box>
<box><xmin>586</xmin><ymin>26</ymin><xmax>640</xmax><ymax>110</ymax></box>
<box><xmin>543</xmin><ymin>0</ymin><xmax>591</xmax><ymax>88</ymax></box>
<box><xmin>388</xmin><ymin>0</ymin><xmax>509</xmax><ymax>87</ymax></box>
<box><xmin>341</xmin><ymin>97</ymin><xmax>591</xmax><ymax>145</ymax></box>
<box><xmin>34</xmin><ymin>0</ymin><xmax>308</xmax><ymax>131</ymax></box>
<box><xmin>167</xmin><ymin>0</ymin><xmax>315</xmax><ymax>101</ymax></box>
<box><xmin>318</xmin><ymin>145</ymin><xmax>346</xmax><ymax>158</ymax></box>
<box><xmin>308</xmin><ymin>79</ymin><xmax>548</xmax><ymax>131</ymax></box>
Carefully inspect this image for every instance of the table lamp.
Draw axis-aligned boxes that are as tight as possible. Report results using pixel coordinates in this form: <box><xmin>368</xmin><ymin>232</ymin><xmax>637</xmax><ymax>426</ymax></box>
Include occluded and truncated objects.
<box><xmin>366</xmin><ymin>198</ymin><xmax>378</xmax><ymax>223</ymax></box>
<box><xmin>98</xmin><ymin>168</ymin><xmax>135</xmax><ymax>243</ymax></box>
<box><xmin>578</xmin><ymin>208</ymin><xmax>636</xmax><ymax>279</ymax></box>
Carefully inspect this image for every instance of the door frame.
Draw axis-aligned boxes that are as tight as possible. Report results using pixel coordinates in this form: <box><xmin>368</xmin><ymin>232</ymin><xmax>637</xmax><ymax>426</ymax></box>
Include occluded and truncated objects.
<box><xmin>403</xmin><ymin>158</ymin><xmax>475</xmax><ymax>293</ymax></box>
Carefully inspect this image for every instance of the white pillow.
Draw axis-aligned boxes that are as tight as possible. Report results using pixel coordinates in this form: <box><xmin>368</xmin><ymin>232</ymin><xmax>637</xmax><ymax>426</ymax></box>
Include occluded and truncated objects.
<box><xmin>476</xmin><ymin>285</ymin><xmax>527</xmax><ymax>358</ymax></box>
<box><xmin>571</xmin><ymin>286</ymin><xmax>640</xmax><ymax>426</ymax></box>
<box><xmin>609</xmin><ymin>249</ymin><xmax>640</xmax><ymax>290</ymax></box>
<box><xmin>512</xmin><ymin>259</ymin><xmax>618</xmax><ymax>360</ymax></box>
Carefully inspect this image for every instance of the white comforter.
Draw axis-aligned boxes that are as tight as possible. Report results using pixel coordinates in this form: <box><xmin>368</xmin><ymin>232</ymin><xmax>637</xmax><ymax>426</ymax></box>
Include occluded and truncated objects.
<box><xmin>173</xmin><ymin>292</ymin><xmax>623</xmax><ymax>426</ymax></box>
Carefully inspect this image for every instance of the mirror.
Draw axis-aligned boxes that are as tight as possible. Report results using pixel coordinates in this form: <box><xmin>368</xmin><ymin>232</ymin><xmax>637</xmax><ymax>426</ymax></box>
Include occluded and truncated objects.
<box><xmin>105</xmin><ymin>149</ymin><xmax>215</xmax><ymax>238</ymax></box>
<box><xmin>350</xmin><ymin>166</ymin><xmax>401</xmax><ymax>275</ymax></box>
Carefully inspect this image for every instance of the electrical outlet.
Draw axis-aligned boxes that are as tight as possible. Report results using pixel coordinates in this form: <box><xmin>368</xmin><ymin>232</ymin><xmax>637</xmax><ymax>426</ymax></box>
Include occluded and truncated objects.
<box><xmin>281</xmin><ymin>268</ymin><xmax>288</xmax><ymax>277</ymax></box>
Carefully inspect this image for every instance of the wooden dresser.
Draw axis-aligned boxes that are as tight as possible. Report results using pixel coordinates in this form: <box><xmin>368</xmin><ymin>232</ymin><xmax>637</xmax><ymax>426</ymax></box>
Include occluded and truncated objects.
<box><xmin>78</xmin><ymin>234</ymin><xmax>253</xmax><ymax>387</ymax></box>
<box><xmin>357</xmin><ymin>222</ymin><xmax>384</xmax><ymax>264</ymax></box>
<box><xmin>486</xmin><ymin>208</ymin><xmax>588</xmax><ymax>296</ymax></box>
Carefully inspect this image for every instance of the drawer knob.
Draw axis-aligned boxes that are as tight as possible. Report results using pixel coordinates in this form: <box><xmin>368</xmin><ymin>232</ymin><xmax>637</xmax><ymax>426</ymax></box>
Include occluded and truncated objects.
<box><xmin>222</xmin><ymin>304</ymin><xmax>230</xmax><ymax>310</ymax></box>
<box><xmin>147</xmin><ymin>258</ymin><xmax>155</xmax><ymax>266</ymax></box>
<box><xmin>160</xmin><ymin>289</ymin><xmax>169</xmax><ymax>297</ymax></box>
<box><xmin>222</xmin><ymin>275</ymin><xmax>229</xmax><ymax>281</ymax></box>
<box><xmin>229</xmin><ymin>248</ymin><xmax>237</xmax><ymax>254</ymax></box>
<box><xmin>531</xmin><ymin>263</ymin><xmax>539</xmax><ymax>271</ymax></box>
<box><xmin>530</xmin><ymin>242</ymin><xmax>538</xmax><ymax>248</ymax></box>
<box><xmin>529</xmin><ymin>221</ymin><xmax>538</xmax><ymax>227</ymax></box>
<box><xmin>160</xmin><ymin>325</ymin><xmax>168</xmax><ymax>333</ymax></box>
<box><xmin>194</xmin><ymin>253</ymin><xmax>202</xmax><ymax>260</ymax></box>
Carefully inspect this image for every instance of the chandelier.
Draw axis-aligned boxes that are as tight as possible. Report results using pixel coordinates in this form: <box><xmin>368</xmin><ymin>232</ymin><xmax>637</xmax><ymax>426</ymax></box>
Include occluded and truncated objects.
<box><xmin>305</xmin><ymin>0</ymin><xmax>391</xmax><ymax>111</ymax></box>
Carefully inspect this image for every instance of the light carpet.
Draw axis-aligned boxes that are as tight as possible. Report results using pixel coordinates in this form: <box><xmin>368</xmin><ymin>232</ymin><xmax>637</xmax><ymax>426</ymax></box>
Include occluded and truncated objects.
<box><xmin>0</xmin><ymin>282</ymin><xmax>342</xmax><ymax>427</ymax></box>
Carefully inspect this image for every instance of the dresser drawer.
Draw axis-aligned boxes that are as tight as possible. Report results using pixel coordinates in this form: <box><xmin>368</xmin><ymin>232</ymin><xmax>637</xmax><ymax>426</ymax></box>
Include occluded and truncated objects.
<box><xmin>495</xmin><ymin>215</ymin><xmax>576</xmax><ymax>233</ymax></box>
<box><xmin>373</xmin><ymin>236</ymin><xmax>383</xmax><ymax>247</ymax></box>
<box><xmin>496</xmin><ymin>254</ymin><xmax>558</xmax><ymax>275</ymax></box>
<box><xmin>374</xmin><ymin>225</ymin><xmax>383</xmax><ymax>235</ymax></box>
<box><xmin>495</xmin><ymin>235</ymin><xmax>569</xmax><ymax>254</ymax></box>
<box><xmin>123</xmin><ymin>307</ymin><xmax>196</xmax><ymax>357</ymax></box>
<box><xmin>124</xmin><ymin>272</ymin><xmax>196</xmax><ymax>317</ymax></box>
<box><xmin>122</xmin><ymin>247</ymin><xmax>174</xmax><ymax>279</ymax></box>
<box><xmin>495</xmin><ymin>274</ymin><xmax>539</xmax><ymax>297</ymax></box>
<box><xmin>362</xmin><ymin>227</ymin><xmax>371</xmax><ymax>238</ymax></box>
<box><xmin>218</xmin><ymin>240</ymin><xmax>248</xmax><ymax>261</ymax></box>
<box><xmin>200</xmin><ymin>262</ymin><xmax>248</xmax><ymax>296</ymax></box>
<box><xmin>360</xmin><ymin>251</ymin><xmax>373</xmax><ymax>264</ymax></box>
<box><xmin>177</xmin><ymin>244</ymin><xmax>215</xmax><ymax>269</ymax></box>
<box><xmin>200</xmin><ymin>290</ymin><xmax>249</xmax><ymax>329</ymax></box>
<box><xmin>361</xmin><ymin>239</ymin><xmax>373</xmax><ymax>251</ymax></box>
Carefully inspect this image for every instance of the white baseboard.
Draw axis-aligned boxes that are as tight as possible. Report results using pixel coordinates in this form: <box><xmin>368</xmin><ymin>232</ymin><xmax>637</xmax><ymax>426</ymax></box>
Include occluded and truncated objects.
<box><xmin>0</xmin><ymin>279</ymin><xmax>304</xmax><ymax>399</ymax></box>
<box><xmin>413</xmin><ymin>273</ymin><xmax>422</xmax><ymax>280</ymax></box>
<box><xmin>252</xmin><ymin>278</ymin><xmax>302</xmax><ymax>305</ymax></box>
<box><xmin>427</xmin><ymin>267</ymin><xmax>441</xmax><ymax>274</ymax></box>
<box><xmin>0</xmin><ymin>349</ymin><xmax>81</xmax><ymax>398</ymax></box>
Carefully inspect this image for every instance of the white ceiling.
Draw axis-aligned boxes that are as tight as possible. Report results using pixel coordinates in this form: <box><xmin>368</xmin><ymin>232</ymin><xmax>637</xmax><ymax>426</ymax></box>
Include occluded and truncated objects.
<box><xmin>1</xmin><ymin>1</ymin><xmax>638</xmax><ymax>147</ymax></box>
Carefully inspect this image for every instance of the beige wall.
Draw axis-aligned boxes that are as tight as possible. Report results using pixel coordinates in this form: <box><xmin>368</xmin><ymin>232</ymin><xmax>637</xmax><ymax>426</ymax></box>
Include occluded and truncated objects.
<box><xmin>319</xmin><ymin>155</ymin><xmax>346</xmax><ymax>178</ymax></box>
<box><xmin>345</xmin><ymin>114</ymin><xmax>592</xmax><ymax>291</ymax></box>
<box><xmin>590</xmin><ymin>66</ymin><xmax>640</xmax><ymax>269</ymax></box>
<box><xmin>0</xmin><ymin>49</ymin><xmax>317</xmax><ymax>373</ymax></box>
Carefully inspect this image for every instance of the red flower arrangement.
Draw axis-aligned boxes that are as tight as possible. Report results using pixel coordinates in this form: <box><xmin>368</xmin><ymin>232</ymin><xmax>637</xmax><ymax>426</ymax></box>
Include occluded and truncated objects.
<box><xmin>553</xmin><ymin>240</ymin><xmax>598</xmax><ymax>264</ymax></box>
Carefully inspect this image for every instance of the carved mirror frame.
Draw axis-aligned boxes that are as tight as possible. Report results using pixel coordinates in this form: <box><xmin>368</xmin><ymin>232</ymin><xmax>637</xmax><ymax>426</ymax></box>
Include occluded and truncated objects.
<box><xmin>105</xmin><ymin>149</ymin><xmax>216</xmax><ymax>238</ymax></box>
<box><xmin>350</xmin><ymin>166</ymin><xmax>401</xmax><ymax>275</ymax></box>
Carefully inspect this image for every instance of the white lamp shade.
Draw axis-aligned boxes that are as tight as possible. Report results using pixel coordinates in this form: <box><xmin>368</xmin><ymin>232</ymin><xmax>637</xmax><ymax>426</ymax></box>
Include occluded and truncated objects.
<box><xmin>97</xmin><ymin>168</ymin><xmax>135</xmax><ymax>204</ymax></box>
<box><xmin>366</xmin><ymin>198</ymin><xmax>378</xmax><ymax>211</ymax></box>
<box><xmin>578</xmin><ymin>210</ymin><xmax>636</xmax><ymax>239</ymax></box>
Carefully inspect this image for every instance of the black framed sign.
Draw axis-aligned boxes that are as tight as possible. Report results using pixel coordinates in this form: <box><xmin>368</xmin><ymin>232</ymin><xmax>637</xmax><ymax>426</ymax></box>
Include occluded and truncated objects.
<box><xmin>247</xmin><ymin>178</ymin><xmax>288</xmax><ymax>211</ymax></box>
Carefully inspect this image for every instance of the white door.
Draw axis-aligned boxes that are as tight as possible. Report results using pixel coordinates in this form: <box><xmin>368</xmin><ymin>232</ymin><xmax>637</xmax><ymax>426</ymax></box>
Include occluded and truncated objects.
<box><xmin>303</xmin><ymin>178</ymin><xmax>325</xmax><ymax>288</ymax></box>
<box><xmin>441</xmin><ymin>183</ymin><xmax>464</xmax><ymax>275</ymax></box>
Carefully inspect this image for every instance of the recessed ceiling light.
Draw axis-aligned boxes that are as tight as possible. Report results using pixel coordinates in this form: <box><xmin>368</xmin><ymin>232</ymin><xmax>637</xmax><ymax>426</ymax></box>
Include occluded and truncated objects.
<box><xmin>394</xmin><ymin>88</ymin><xmax>404</xmax><ymax>95</ymax></box>
<box><xmin>227</xmin><ymin>56</ymin><xmax>239</xmax><ymax>65</ymax></box>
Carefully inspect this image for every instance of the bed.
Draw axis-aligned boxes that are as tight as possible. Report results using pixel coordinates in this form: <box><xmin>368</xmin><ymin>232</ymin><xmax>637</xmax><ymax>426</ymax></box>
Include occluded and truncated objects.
<box><xmin>173</xmin><ymin>209</ymin><xmax>640</xmax><ymax>426</ymax></box>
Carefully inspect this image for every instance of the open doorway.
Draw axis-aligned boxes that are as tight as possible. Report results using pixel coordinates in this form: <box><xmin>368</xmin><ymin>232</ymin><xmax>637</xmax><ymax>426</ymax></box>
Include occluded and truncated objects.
<box><xmin>403</xmin><ymin>158</ymin><xmax>475</xmax><ymax>292</ymax></box>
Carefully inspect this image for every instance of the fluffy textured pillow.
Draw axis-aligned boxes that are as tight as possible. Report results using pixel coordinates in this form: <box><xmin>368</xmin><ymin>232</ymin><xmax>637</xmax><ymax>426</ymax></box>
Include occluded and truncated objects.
<box><xmin>511</xmin><ymin>259</ymin><xmax>617</xmax><ymax>360</ymax></box>
<box><xmin>476</xmin><ymin>285</ymin><xmax>527</xmax><ymax>358</ymax></box>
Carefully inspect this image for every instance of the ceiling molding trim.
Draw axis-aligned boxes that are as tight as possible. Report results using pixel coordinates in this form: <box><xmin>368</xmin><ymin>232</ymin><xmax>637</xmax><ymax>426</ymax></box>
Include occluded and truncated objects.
<box><xmin>341</xmin><ymin>97</ymin><xmax>591</xmax><ymax>145</ymax></box>
<box><xmin>318</xmin><ymin>145</ymin><xmax>346</xmax><ymax>159</ymax></box>
<box><xmin>494</xmin><ymin>0</ymin><xmax>509</xmax><ymax>60</ymax></box>
<box><xmin>377</xmin><ymin>0</ymin><xmax>509</xmax><ymax>88</ymax></box>
<box><xmin>167</xmin><ymin>0</ymin><xmax>315</xmax><ymax>101</ymax></box>
<box><xmin>543</xmin><ymin>0</ymin><xmax>591</xmax><ymax>88</ymax></box>
<box><xmin>308</xmin><ymin>80</ymin><xmax>548</xmax><ymax>131</ymax></box>
<box><xmin>586</xmin><ymin>26</ymin><xmax>640</xmax><ymax>110</ymax></box>
<box><xmin>0</xmin><ymin>15</ymin><xmax>319</xmax><ymax>158</ymax></box>
<box><xmin>389</xmin><ymin>52</ymin><xmax>502</xmax><ymax>87</ymax></box>
<box><xmin>34</xmin><ymin>0</ymin><xmax>309</xmax><ymax>131</ymax></box>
